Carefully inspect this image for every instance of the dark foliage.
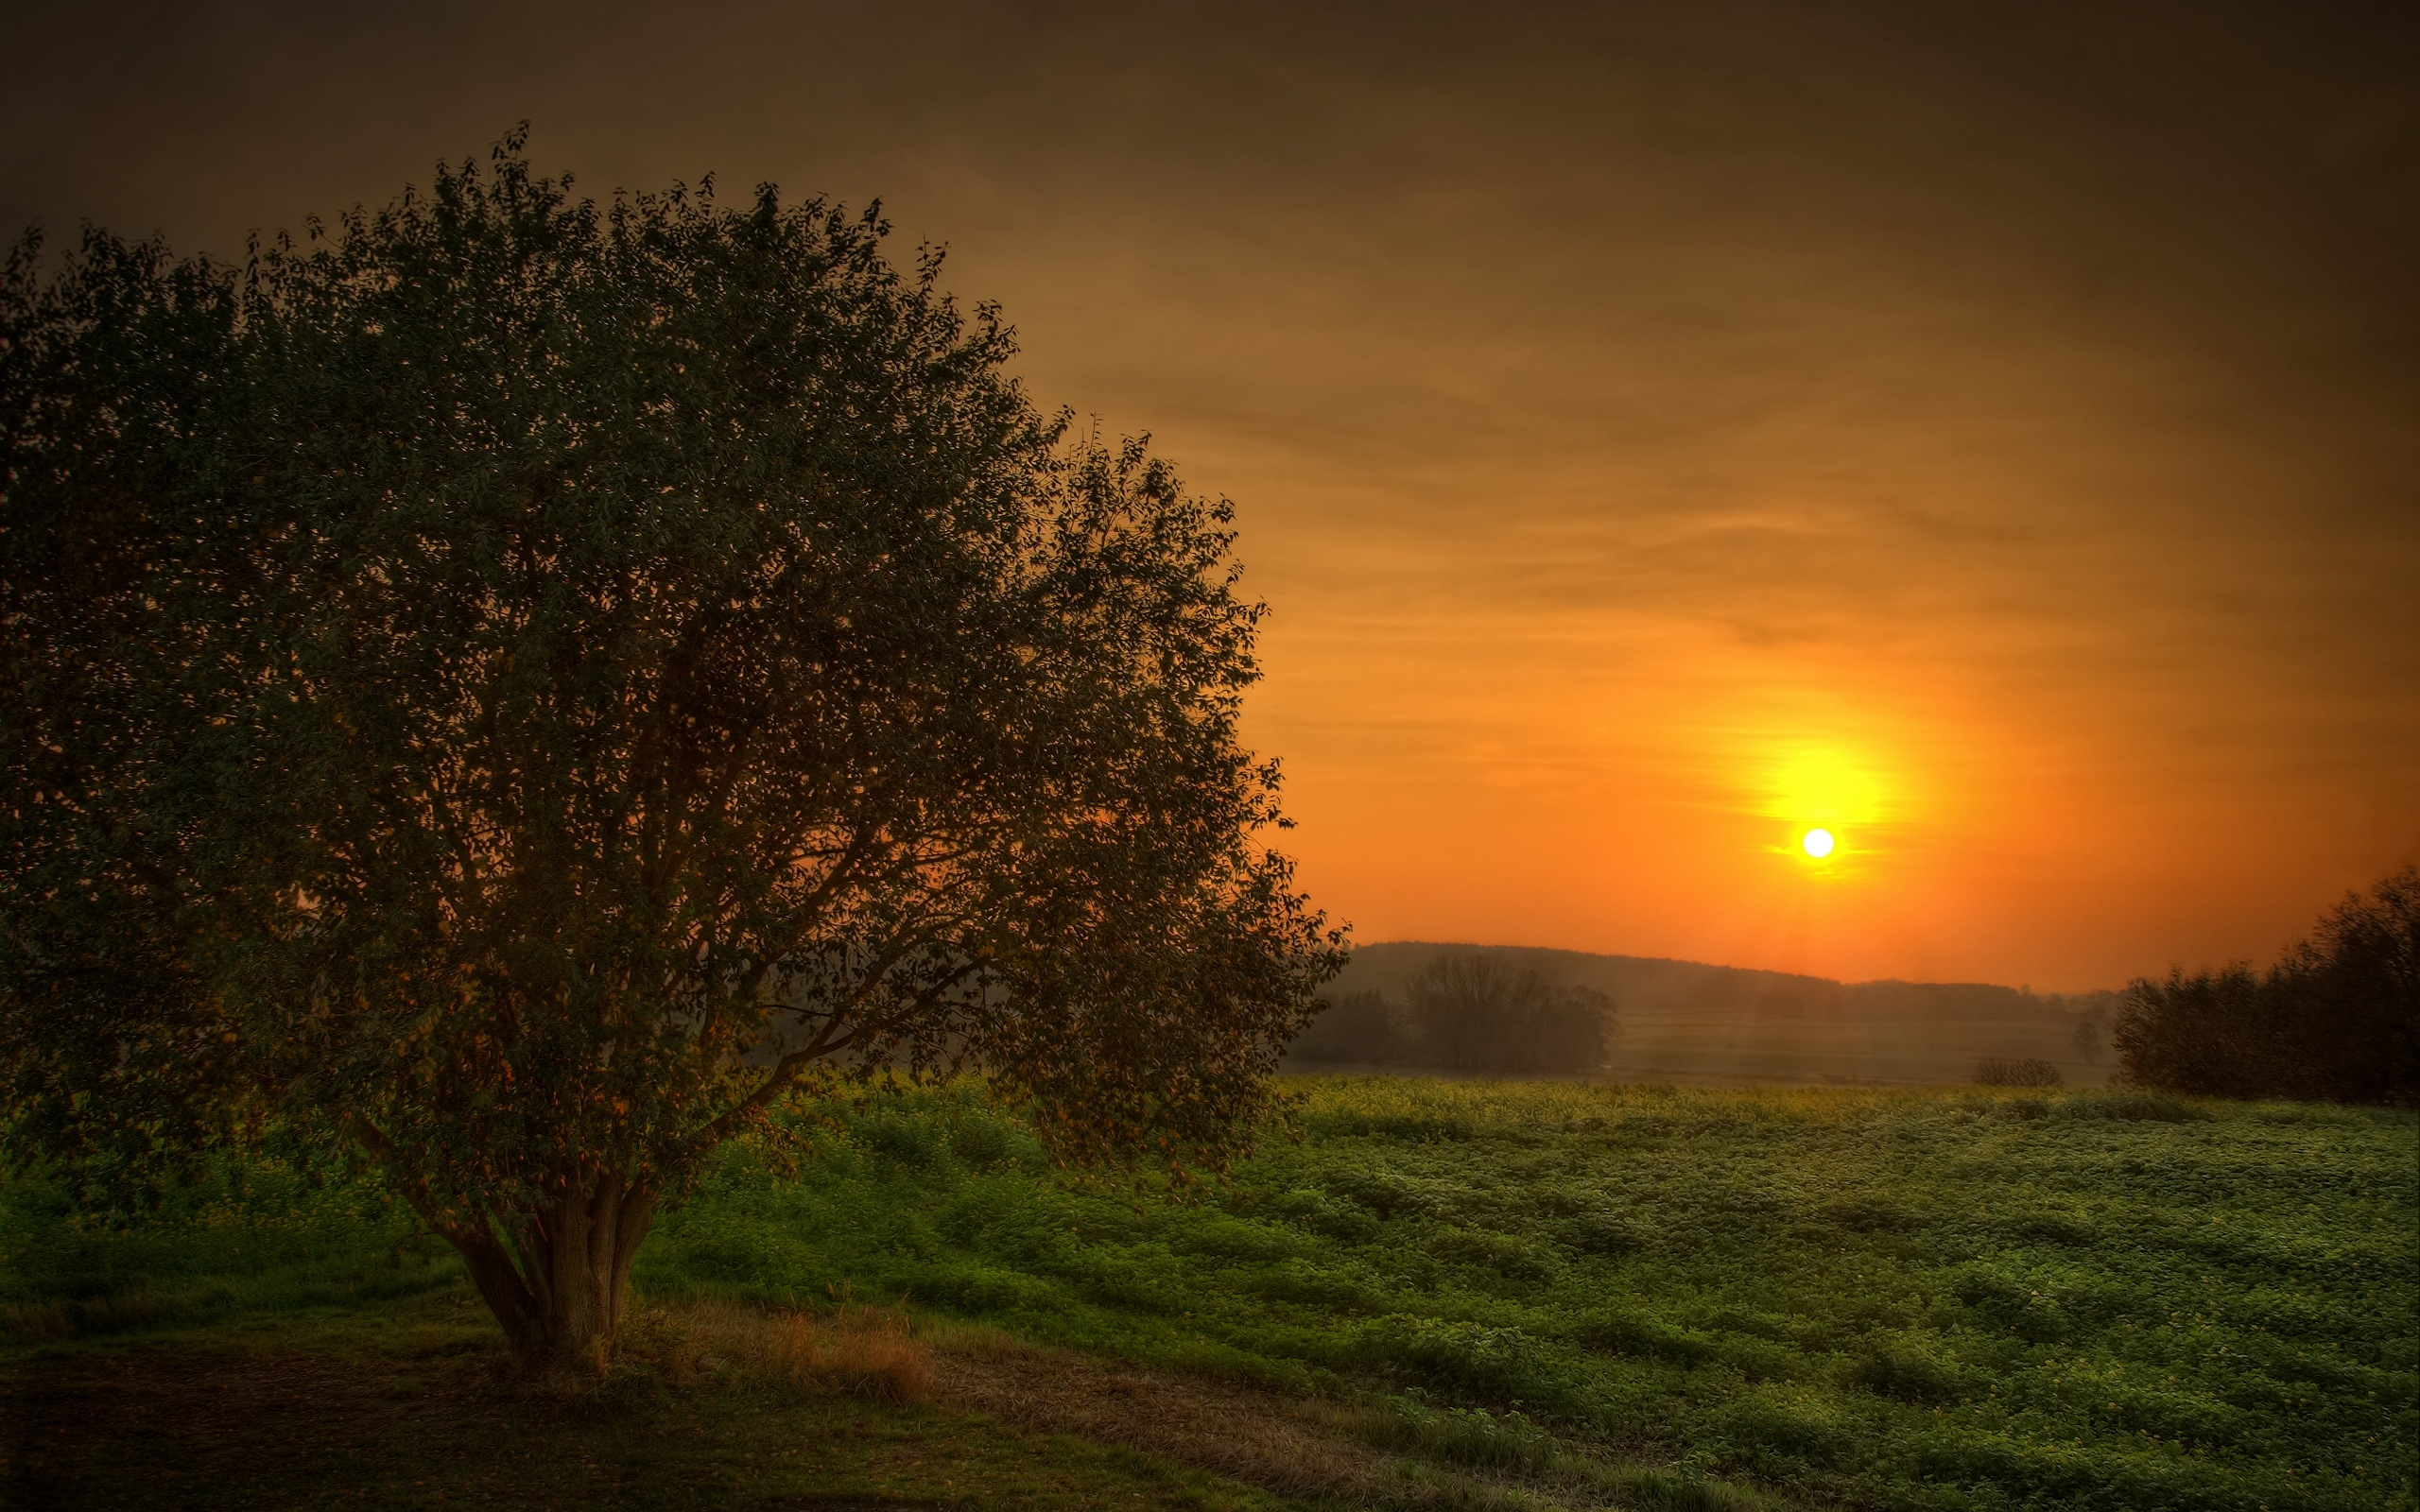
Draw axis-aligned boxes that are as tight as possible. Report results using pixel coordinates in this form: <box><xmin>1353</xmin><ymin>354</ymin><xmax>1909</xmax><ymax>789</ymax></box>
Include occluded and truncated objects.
<box><xmin>0</xmin><ymin>130</ymin><xmax>1343</xmax><ymax>1364</ymax></box>
<box><xmin>2115</xmin><ymin>866</ymin><xmax>2418</xmax><ymax>1103</ymax></box>
<box><xmin>1974</xmin><ymin>1057</ymin><xmax>2063</xmax><ymax>1088</ymax></box>
<box><xmin>1288</xmin><ymin>988</ymin><xmax>1396</xmax><ymax>1063</ymax></box>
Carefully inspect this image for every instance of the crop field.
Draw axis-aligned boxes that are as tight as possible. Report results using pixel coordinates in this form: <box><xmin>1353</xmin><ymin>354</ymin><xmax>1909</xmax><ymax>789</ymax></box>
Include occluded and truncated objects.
<box><xmin>5</xmin><ymin>1079</ymin><xmax>2414</xmax><ymax>1511</ymax></box>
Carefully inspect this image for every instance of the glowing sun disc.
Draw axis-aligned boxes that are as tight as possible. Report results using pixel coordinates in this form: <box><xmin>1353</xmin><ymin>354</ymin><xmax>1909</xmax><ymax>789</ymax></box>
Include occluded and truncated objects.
<box><xmin>1802</xmin><ymin>828</ymin><xmax>1837</xmax><ymax>859</ymax></box>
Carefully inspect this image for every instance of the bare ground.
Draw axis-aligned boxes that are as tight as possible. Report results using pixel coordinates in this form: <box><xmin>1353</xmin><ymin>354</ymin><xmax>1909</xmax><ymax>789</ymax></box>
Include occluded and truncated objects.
<box><xmin>1</xmin><ymin>1319</ymin><xmax>1697</xmax><ymax>1511</ymax></box>
<box><xmin>929</xmin><ymin>1334</ymin><xmax>1416</xmax><ymax>1503</ymax></box>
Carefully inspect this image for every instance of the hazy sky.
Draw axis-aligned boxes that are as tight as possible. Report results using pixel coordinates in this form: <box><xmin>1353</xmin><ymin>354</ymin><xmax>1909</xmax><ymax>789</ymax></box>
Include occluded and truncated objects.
<box><xmin>9</xmin><ymin>1</ymin><xmax>2416</xmax><ymax>988</ymax></box>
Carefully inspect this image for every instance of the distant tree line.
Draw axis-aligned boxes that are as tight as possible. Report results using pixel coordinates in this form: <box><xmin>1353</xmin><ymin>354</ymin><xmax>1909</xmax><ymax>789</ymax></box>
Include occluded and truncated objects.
<box><xmin>1291</xmin><ymin>954</ymin><xmax>1618</xmax><ymax>1074</ymax></box>
<box><xmin>2116</xmin><ymin>866</ymin><xmax>2418</xmax><ymax>1104</ymax></box>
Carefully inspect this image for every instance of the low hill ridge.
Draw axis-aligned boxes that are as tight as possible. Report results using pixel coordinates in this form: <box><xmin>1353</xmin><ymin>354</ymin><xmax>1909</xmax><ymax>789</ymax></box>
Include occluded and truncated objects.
<box><xmin>1292</xmin><ymin>940</ymin><xmax>2120</xmax><ymax>1088</ymax></box>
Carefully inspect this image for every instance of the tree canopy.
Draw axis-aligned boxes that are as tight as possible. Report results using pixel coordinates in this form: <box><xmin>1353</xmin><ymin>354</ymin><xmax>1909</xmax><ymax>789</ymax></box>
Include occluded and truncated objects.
<box><xmin>2114</xmin><ymin>866</ymin><xmax>2417</xmax><ymax>1103</ymax></box>
<box><xmin>0</xmin><ymin>132</ymin><xmax>1342</xmax><ymax>1365</ymax></box>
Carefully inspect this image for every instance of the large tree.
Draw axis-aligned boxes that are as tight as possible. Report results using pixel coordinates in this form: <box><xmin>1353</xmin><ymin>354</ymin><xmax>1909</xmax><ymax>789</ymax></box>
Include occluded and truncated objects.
<box><xmin>0</xmin><ymin>133</ymin><xmax>1342</xmax><ymax>1367</ymax></box>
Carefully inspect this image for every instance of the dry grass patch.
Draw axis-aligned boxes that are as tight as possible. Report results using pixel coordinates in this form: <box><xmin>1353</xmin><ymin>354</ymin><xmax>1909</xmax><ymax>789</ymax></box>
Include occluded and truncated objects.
<box><xmin>628</xmin><ymin>1297</ymin><xmax>935</xmax><ymax>1402</ymax></box>
<box><xmin>926</xmin><ymin>1335</ymin><xmax>1400</xmax><ymax>1500</ymax></box>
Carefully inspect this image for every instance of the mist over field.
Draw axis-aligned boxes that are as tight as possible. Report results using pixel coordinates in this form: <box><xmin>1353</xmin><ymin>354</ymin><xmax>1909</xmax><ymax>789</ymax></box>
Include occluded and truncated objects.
<box><xmin>1294</xmin><ymin>943</ymin><xmax>2118</xmax><ymax>1088</ymax></box>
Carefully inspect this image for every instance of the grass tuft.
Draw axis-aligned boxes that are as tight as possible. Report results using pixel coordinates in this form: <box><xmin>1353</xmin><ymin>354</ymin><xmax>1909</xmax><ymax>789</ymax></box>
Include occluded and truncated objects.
<box><xmin>1346</xmin><ymin>1397</ymin><xmax>1563</xmax><ymax>1472</ymax></box>
<box><xmin>1603</xmin><ymin>1465</ymin><xmax>1766</xmax><ymax>1510</ymax></box>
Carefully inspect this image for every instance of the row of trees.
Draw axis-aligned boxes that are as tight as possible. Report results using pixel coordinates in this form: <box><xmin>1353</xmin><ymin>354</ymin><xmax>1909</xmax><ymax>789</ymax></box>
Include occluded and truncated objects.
<box><xmin>1291</xmin><ymin>954</ymin><xmax>1618</xmax><ymax>1074</ymax></box>
<box><xmin>2116</xmin><ymin>867</ymin><xmax>2417</xmax><ymax>1103</ymax></box>
<box><xmin>0</xmin><ymin>134</ymin><xmax>1341</xmax><ymax>1367</ymax></box>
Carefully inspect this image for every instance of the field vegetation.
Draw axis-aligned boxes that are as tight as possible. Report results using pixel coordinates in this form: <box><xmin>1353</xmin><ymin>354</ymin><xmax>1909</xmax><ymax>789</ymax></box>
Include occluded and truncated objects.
<box><xmin>8</xmin><ymin>1078</ymin><xmax>2411</xmax><ymax>1510</ymax></box>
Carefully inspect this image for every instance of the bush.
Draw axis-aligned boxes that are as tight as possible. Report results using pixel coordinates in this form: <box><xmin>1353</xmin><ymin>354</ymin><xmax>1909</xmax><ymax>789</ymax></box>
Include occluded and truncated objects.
<box><xmin>2112</xmin><ymin>965</ymin><xmax>2274</xmax><ymax>1098</ymax></box>
<box><xmin>1974</xmin><ymin>1057</ymin><xmax>2063</xmax><ymax>1088</ymax></box>
<box><xmin>856</xmin><ymin>1113</ymin><xmax>948</xmax><ymax>1171</ymax></box>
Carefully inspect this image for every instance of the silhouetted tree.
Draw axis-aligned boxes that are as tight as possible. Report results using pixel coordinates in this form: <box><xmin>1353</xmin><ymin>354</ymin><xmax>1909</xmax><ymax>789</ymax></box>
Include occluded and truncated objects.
<box><xmin>1401</xmin><ymin>954</ymin><xmax>1616</xmax><ymax>1074</ymax></box>
<box><xmin>2112</xmin><ymin>966</ymin><xmax>2278</xmax><ymax>1097</ymax></box>
<box><xmin>2115</xmin><ymin>867</ymin><xmax>2417</xmax><ymax>1103</ymax></box>
<box><xmin>0</xmin><ymin>132</ymin><xmax>1342</xmax><ymax>1367</ymax></box>
<box><xmin>2267</xmin><ymin>865</ymin><xmax>2419</xmax><ymax>1102</ymax></box>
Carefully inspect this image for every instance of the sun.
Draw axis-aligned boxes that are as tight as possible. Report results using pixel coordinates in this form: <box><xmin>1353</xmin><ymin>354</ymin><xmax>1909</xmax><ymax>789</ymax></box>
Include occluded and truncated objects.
<box><xmin>1801</xmin><ymin>828</ymin><xmax>1837</xmax><ymax>859</ymax></box>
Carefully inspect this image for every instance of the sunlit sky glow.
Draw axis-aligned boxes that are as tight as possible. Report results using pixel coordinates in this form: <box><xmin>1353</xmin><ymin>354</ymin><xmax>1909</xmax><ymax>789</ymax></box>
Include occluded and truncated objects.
<box><xmin>9</xmin><ymin>1</ymin><xmax>2415</xmax><ymax>989</ymax></box>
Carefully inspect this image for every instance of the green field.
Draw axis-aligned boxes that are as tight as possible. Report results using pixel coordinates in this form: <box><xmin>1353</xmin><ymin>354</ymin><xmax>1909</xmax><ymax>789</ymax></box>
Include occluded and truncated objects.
<box><xmin>6</xmin><ymin>1079</ymin><xmax>2414</xmax><ymax>1510</ymax></box>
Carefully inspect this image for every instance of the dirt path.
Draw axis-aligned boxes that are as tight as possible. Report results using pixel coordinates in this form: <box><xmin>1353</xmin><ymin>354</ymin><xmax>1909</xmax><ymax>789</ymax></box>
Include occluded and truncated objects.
<box><xmin>929</xmin><ymin>1337</ymin><xmax>1419</xmax><ymax>1503</ymax></box>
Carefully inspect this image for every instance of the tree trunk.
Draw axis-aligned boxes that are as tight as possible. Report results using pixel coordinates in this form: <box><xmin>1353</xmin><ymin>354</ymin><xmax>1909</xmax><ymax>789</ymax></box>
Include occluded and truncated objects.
<box><xmin>427</xmin><ymin>1174</ymin><xmax>657</xmax><ymax>1371</ymax></box>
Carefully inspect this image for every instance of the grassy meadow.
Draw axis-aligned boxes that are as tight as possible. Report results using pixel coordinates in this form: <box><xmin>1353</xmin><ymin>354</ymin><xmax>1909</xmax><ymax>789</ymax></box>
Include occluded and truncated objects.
<box><xmin>5</xmin><ymin>1078</ymin><xmax>2414</xmax><ymax>1511</ymax></box>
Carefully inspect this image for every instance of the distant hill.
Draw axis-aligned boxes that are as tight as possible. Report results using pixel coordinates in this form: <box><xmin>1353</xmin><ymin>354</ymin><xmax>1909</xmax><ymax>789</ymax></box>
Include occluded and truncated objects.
<box><xmin>1288</xmin><ymin>940</ymin><xmax>2121</xmax><ymax>1089</ymax></box>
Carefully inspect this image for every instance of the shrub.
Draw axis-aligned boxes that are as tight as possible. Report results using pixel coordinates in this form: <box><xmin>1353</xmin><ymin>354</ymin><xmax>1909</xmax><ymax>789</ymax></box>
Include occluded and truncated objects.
<box><xmin>1974</xmin><ymin>1057</ymin><xmax>2063</xmax><ymax>1088</ymax></box>
<box><xmin>944</xmin><ymin>1113</ymin><xmax>1019</xmax><ymax>1169</ymax></box>
<box><xmin>2112</xmin><ymin>965</ymin><xmax>2276</xmax><ymax>1098</ymax></box>
<box><xmin>856</xmin><ymin>1112</ymin><xmax>949</xmax><ymax>1171</ymax></box>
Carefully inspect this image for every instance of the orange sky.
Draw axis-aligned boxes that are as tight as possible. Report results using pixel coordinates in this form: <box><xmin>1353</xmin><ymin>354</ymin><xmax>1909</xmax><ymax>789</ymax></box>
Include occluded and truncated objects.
<box><xmin>9</xmin><ymin>1</ymin><xmax>2416</xmax><ymax>989</ymax></box>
